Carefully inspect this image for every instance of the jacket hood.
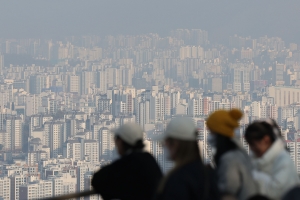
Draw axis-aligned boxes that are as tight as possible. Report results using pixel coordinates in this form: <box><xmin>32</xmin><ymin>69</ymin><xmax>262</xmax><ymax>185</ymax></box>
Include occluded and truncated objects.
<box><xmin>254</xmin><ymin>139</ymin><xmax>285</xmax><ymax>168</ymax></box>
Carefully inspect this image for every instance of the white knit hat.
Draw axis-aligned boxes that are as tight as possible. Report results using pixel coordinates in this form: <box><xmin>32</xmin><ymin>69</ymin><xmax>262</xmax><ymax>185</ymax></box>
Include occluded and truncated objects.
<box><xmin>159</xmin><ymin>117</ymin><xmax>197</xmax><ymax>141</ymax></box>
<box><xmin>112</xmin><ymin>123</ymin><xmax>144</xmax><ymax>145</ymax></box>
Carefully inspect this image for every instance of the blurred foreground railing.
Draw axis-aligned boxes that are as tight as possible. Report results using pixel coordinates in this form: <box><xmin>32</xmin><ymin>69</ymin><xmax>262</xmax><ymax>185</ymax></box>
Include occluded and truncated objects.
<box><xmin>43</xmin><ymin>190</ymin><xmax>96</xmax><ymax>200</ymax></box>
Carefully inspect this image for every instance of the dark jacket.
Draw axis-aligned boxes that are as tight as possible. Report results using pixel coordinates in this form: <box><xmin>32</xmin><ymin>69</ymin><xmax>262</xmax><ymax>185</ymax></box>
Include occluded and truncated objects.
<box><xmin>154</xmin><ymin>160</ymin><xmax>220</xmax><ymax>200</ymax></box>
<box><xmin>248</xmin><ymin>195</ymin><xmax>270</xmax><ymax>200</ymax></box>
<box><xmin>282</xmin><ymin>186</ymin><xmax>300</xmax><ymax>200</ymax></box>
<box><xmin>92</xmin><ymin>151</ymin><xmax>163</xmax><ymax>200</ymax></box>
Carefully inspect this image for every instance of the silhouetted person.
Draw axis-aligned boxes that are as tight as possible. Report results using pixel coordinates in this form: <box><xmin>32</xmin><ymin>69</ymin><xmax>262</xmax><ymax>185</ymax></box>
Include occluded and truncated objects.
<box><xmin>154</xmin><ymin>117</ymin><xmax>220</xmax><ymax>200</ymax></box>
<box><xmin>245</xmin><ymin>121</ymin><xmax>300</xmax><ymax>200</ymax></box>
<box><xmin>206</xmin><ymin>109</ymin><xmax>258</xmax><ymax>200</ymax></box>
<box><xmin>92</xmin><ymin>123</ymin><xmax>163</xmax><ymax>200</ymax></box>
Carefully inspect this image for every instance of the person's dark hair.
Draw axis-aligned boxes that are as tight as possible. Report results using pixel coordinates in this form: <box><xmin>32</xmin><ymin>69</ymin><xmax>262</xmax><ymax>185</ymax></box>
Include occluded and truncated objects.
<box><xmin>165</xmin><ymin>137</ymin><xmax>202</xmax><ymax>167</ymax></box>
<box><xmin>116</xmin><ymin>136</ymin><xmax>145</xmax><ymax>152</ymax></box>
<box><xmin>245</xmin><ymin>121</ymin><xmax>276</xmax><ymax>145</ymax></box>
<box><xmin>214</xmin><ymin>134</ymin><xmax>238</xmax><ymax>166</ymax></box>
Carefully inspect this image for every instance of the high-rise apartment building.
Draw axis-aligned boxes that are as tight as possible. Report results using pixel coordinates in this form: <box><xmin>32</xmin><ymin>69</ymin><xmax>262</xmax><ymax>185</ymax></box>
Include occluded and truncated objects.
<box><xmin>208</xmin><ymin>77</ymin><xmax>223</xmax><ymax>93</ymax></box>
<box><xmin>81</xmin><ymin>71</ymin><xmax>95</xmax><ymax>95</ymax></box>
<box><xmin>64</xmin><ymin>139</ymin><xmax>81</xmax><ymax>160</ymax></box>
<box><xmin>25</xmin><ymin>95</ymin><xmax>42</xmax><ymax>116</ymax></box>
<box><xmin>76</xmin><ymin>164</ymin><xmax>98</xmax><ymax>194</ymax></box>
<box><xmin>230</xmin><ymin>67</ymin><xmax>251</xmax><ymax>92</ymax></box>
<box><xmin>170</xmin><ymin>91</ymin><xmax>180</xmax><ymax>115</ymax></box>
<box><xmin>195</xmin><ymin>118</ymin><xmax>212</xmax><ymax>163</ymax></box>
<box><xmin>268</xmin><ymin>86</ymin><xmax>300</xmax><ymax>107</ymax></box>
<box><xmin>49</xmin><ymin>175</ymin><xmax>76</xmax><ymax>197</ymax></box>
<box><xmin>5</xmin><ymin>116</ymin><xmax>22</xmax><ymax>151</ymax></box>
<box><xmin>121</xmin><ymin>68</ymin><xmax>132</xmax><ymax>86</ymax></box>
<box><xmin>48</xmin><ymin>122</ymin><xmax>64</xmax><ymax>158</ymax></box>
<box><xmin>191</xmin><ymin>29</ymin><xmax>208</xmax><ymax>46</ymax></box>
<box><xmin>0</xmin><ymin>54</ymin><xmax>3</xmax><ymax>76</ymax></box>
<box><xmin>84</xmin><ymin>140</ymin><xmax>99</xmax><ymax>163</ymax></box>
<box><xmin>137</xmin><ymin>100</ymin><xmax>150</xmax><ymax>129</ymax></box>
<box><xmin>188</xmin><ymin>98</ymin><xmax>202</xmax><ymax>117</ymax></box>
<box><xmin>179</xmin><ymin>46</ymin><xmax>204</xmax><ymax>60</ymax></box>
<box><xmin>64</xmin><ymin>138</ymin><xmax>99</xmax><ymax>163</ymax></box>
<box><xmin>99</xmin><ymin>127</ymin><xmax>115</xmax><ymax>160</ymax></box>
<box><xmin>10</xmin><ymin>175</ymin><xmax>28</xmax><ymax>200</ymax></box>
<box><xmin>97</xmin><ymin>95</ymin><xmax>111</xmax><ymax>113</ymax></box>
<box><xmin>241</xmin><ymin>48</ymin><xmax>253</xmax><ymax>60</ymax></box>
<box><xmin>0</xmin><ymin>177</ymin><xmax>10</xmax><ymax>200</ymax></box>
<box><xmin>19</xmin><ymin>180</ymin><xmax>52</xmax><ymax>200</ymax></box>
<box><xmin>273</xmin><ymin>64</ymin><xmax>285</xmax><ymax>85</ymax></box>
<box><xmin>150</xmin><ymin>92</ymin><xmax>171</xmax><ymax>122</ymax></box>
<box><xmin>68</xmin><ymin>75</ymin><xmax>80</xmax><ymax>93</ymax></box>
<box><xmin>287</xmin><ymin>139</ymin><xmax>300</xmax><ymax>174</ymax></box>
<box><xmin>120</xmin><ymin>94</ymin><xmax>133</xmax><ymax>115</ymax></box>
<box><xmin>29</xmin><ymin>74</ymin><xmax>49</xmax><ymax>94</ymax></box>
<box><xmin>96</xmin><ymin>70</ymin><xmax>107</xmax><ymax>93</ymax></box>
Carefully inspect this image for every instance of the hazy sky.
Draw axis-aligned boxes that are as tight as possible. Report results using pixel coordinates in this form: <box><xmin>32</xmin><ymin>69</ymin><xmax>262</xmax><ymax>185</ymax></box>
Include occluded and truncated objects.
<box><xmin>0</xmin><ymin>0</ymin><xmax>300</xmax><ymax>44</ymax></box>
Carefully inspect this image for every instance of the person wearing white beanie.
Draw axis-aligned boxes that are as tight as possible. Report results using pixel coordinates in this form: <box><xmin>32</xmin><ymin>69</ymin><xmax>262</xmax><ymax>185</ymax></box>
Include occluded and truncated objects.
<box><xmin>154</xmin><ymin>117</ymin><xmax>220</xmax><ymax>200</ymax></box>
<box><xmin>92</xmin><ymin>123</ymin><xmax>163</xmax><ymax>200</ymax></box>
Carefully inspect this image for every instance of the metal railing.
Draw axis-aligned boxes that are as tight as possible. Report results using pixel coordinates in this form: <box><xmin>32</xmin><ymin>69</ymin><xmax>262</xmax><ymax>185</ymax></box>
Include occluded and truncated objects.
<box><xmin>43</xmin><ymin>190</ymin><xmax>96</xmax><ymax>200</ymax></box>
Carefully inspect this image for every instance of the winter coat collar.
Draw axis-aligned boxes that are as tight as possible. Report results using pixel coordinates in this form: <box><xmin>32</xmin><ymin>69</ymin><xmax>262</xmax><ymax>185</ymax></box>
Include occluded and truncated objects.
<box><xmin>123</xmin><ymin>149</ymin><xmax>143</xmax><ymax>156</ymax></box>
<box><xmin>255</xmin><ymin>139</ymin><xmax>284</xmax><ymax>167</ymax></box>
<box><xmin>232</xmin><ymin>137</ymin><xmax>247</xmax><ymax>151</ymax></box>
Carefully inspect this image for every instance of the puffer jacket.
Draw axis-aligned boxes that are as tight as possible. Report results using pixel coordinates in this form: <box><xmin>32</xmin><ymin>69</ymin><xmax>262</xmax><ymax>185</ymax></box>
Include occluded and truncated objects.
<box><xmin>217</xmin><ymin>139</ymin><xmax>258</xmax><ymax>200</ymax></box>
<box><xmin>252</xmin><ymin>139</ymin><xmax>300</xmax><ymax>200</ymax></box>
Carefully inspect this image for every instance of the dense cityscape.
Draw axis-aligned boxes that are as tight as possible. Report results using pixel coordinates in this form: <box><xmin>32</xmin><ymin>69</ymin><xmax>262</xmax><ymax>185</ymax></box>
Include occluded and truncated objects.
<box><xmin>0</xmin><ymin>29</ymin><xmax>299</xmax><ymax>199</ymax></box>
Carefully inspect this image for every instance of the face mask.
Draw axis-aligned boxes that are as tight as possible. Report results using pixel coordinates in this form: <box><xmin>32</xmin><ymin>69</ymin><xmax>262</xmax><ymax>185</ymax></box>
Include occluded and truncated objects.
<box><xmin>207</xmin><ymin>134</ymin><xmax>217</xmax><ymax>147</ymax></box>
<box><xmin>211</xmin><ymin>146</ymin><xmax>217</xmax><ymax>156</ymax></box>
<box><xmin>164</xmin><ymin>146</ymin><xmax>170</xmax><ymax>160</ymax></box>
<box><xmin>112</xmin><ymin>148</ymin><xmax>120</xmax><ymax>160</ymax></box>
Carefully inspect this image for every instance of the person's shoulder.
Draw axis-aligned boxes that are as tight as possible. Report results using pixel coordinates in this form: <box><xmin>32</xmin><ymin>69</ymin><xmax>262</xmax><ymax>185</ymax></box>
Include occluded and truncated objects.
<box><xmin>137</xmin><ymin>151</ymin><xmax>155</xmax><ymax>157</ymax></box>
<box><xmin>130</xmin><ymin>151</ymin><xmax>157</xmax><ymax>161</ymax></box>
<box><xmin>221</xmin><ymin>149</ymin><xmax>241</xmax><ymax>160</ymax></box>
<box><xmin>99</xmin><ymin>159</ymin><xmax>123</xmax><ymax>172</ymax></box>
<box><xmin>277</xmin><ymin>150</ymin><xmax>292</xmax><ymax>160</ymax></box>
<box><xmin>127</xmin><ymin>151</ymin><xmax>151</xmax><ymax>157</ymax></box>
<box><xmin>275</xmin><ymin>150</ymin><xmax>295</xmax><ymax>167</ymax></box>
<box><xmin>166</xmin><ymin>169</ymin><xmax>186</xmax><ymax>185</ymax></box>
<box><xmin>165</xmin><ymin>161</ymin><xmax>205</xmax><ymax>189</ymax></box>
<box><xmin>122</xmin><ymin>151</ymin><xmax>161</xmax><ymax>170</ymax></box>
<box><xmin>172</xmin><ymin>160</ymin><xmax>203</xmax><ymax>178</ymax></box>
<box><xmin>221</xmin><ymin>149</ymin><xmax>250</xmax><ymax>165</ymax></box>
<box><xmin>101</xmin><ymin>155</ymin><xmax>131</xmax><ymax>170</ymax></box>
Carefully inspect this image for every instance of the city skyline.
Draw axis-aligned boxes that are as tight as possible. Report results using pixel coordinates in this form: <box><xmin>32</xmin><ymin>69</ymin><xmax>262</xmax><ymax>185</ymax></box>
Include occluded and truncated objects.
<box><xmin>0</xmin><ymin>1</ymin><xmax>300</xmax><ymax>199</ymax></box>
<box><xmin>0</xmin><ymin>28</ymin><xmax>299</xmax><ymax>199</ymax></box>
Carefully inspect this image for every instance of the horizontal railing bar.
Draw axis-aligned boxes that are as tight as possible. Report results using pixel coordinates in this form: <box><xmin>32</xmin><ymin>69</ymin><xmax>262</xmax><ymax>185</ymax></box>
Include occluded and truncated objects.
<box><xmin>42</xmin><ymin>190</ymin><xmax>96</xmax><ymax>200</ymax></box>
